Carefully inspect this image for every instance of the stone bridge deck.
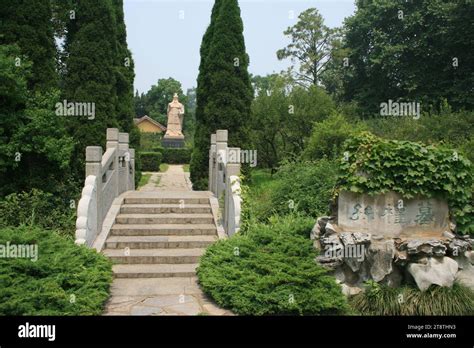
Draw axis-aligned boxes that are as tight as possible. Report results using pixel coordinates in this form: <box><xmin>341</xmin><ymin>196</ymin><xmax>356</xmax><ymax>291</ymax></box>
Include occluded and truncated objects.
<box><xmin>103</xmin><ymin>165</ymin><xmax>231</xmax><ymax>315</ymax></box>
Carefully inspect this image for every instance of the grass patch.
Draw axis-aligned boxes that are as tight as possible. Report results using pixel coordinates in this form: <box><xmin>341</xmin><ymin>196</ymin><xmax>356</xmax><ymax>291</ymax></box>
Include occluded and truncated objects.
<box><xmin>159</xmin><ymin>163</ymin><xmax>169</xmax><ymax>172</ymax></box>
<box><xmin>0</xmin><ymin>225</ymin><xmax>113</xmax><ymax>315</ymax></box>
<box><xmin>350</xmin><ymin>281</ymin><xmax>474</xmax><ymax>316</ymax></box>
<box><xmin>246</xmin><ymin>169</ymin><xmax>279</xmax><ymax>221</ymax></box>
<box><xmin>137</xmin><ymin>173</ymin><xmax>151</xmax><ymax>189</ymax></box>
<box><xmin>183</xmin><ymin>164</ymin><xmax>190</xmax><ymax>172</ymax></box>
<box><xmin>245</xmin><ymin>160</ymin><xmax>338</xmax><ymax>222</ymax></box>
<box><xmin>197</xmin><ymin>215</ymin><xmax>349</xmax><ymax>315</ymax></box>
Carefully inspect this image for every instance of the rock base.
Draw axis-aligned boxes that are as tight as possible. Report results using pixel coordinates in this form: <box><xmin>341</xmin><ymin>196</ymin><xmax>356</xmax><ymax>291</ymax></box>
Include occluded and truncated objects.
<box><xmin>312</xmin><ymin>216</ymin><xmax>474</xmax><ymax>294</ymax></box>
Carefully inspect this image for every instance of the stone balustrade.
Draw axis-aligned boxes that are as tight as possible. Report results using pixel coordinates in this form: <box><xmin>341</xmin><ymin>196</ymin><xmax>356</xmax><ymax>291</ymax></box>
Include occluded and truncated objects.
<box><xmin>75</xmin><ymin>128</ymin><xmax>135</xmax><ymax>246</ymax></box>
<box><xmin>208</xmin><ymin>130</ymin><xmax>242</xmax><ymax>236</ymax></box>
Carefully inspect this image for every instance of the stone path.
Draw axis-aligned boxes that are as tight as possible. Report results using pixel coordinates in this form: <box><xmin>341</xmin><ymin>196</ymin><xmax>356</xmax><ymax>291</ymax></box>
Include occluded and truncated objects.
<box><xmin>140</xmin><ymin>165</ymin><xmax>191</xmax><ymax>192</ymax></box>
<box><xmin>104</xmin><ymin>278</ymin><xmax>230</xmax><ymax>315</ymax></box>
<box><xmin>103</xmin><ymin>166</ymin><xmax>231</xmax><ymax>316</ymax></box>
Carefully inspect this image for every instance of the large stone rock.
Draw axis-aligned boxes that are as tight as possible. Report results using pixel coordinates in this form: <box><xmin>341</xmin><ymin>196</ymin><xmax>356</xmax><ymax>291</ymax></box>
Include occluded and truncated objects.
<box><xmin>324</xmin><ymin>222</ymin><xmax>338</xmax><ymax>236</ymax></box>
<box><xmin>337</xmin><ymin>191</ymin><xmax>449</xmax><ymax>238</ymax></box>
<box><xmin>407</xmin><ymin>257</ymin><xmax>458</xmax><ymax>291</ymax></box>
<box><xmin>405</xmin><ymin>239</ymin><xmax>446</xmax><ymax>257</ymax></box>
<box><xmin>341</xmin><ymin>283</ymin><xmax>363</xmax><ymax>297</ymax></box>
<box><xmin>367</xmin><ymin>239</ymin><xmax>395</xmax><ymax>282</ymax></box>
<box><xmin>320</xmin><ymin>234</ymin><xmax>341</xmax><ymax>249</ymax></box>
<box><xmin>455</xmin><ymin>263</ymin><xmax>474</xmax><ymax>291</ymax></box>
<box><xmin>310</xmin><ymin>222</ymin><xmax>320</xmax><ymax>240</ymax></box>
<box><xmin>352</xmin><ymin>232</ymin><xmax>371</xmax><ymax>244</ymax></box>
<box><xmin>447</xmin><ymin>238</ymin><xmax>471</xmax><ymax>256</ymax></box>
<box><xmin>381</xmin><ymin>266</ymin><xmax>403</xmax><ymax>288</ymax></box>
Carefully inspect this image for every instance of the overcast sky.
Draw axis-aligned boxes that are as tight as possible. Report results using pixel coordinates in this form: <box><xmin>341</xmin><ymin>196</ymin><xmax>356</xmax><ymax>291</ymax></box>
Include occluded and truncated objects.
<box><xmin>124</xmin><ymin>0</ymin><xmax>356</xmax><ymax>94</ymax></box>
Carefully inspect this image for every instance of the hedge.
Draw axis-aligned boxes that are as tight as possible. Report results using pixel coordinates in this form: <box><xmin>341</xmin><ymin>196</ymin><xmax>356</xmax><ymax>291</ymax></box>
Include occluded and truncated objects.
<box><xmin>139</xmin><ymin>152</ymin><xmax>162</xmax><ymax>171</ymax></box>
<box><xmin>153</xmin><ymin>147</ymin><xmax>192</xmax><ymax>164</ymax></box>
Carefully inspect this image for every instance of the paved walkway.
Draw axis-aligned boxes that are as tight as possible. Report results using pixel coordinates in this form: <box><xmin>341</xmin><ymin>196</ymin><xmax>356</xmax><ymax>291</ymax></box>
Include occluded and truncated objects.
<box><xmin>104</xmin><ymin>277</ymin><xmax>230</xmax><ymax>315</ymax></box>
<box><xmin>140</xmin><ymin>165</ymin><xmax>192</xmax><ymax>192</ymax></box>
<box><xmin>104</xmin><ymin>165</ymin><xmax>232</xmax><ymax>316</ymax></box>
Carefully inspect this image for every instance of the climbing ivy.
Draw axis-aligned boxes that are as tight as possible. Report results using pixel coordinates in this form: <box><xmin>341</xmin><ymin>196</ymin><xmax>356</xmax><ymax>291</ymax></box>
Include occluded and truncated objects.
<box><xmin>337</xmin><ymin>132</ymin><xmax>473</xmax><ymax>234</ymax></box>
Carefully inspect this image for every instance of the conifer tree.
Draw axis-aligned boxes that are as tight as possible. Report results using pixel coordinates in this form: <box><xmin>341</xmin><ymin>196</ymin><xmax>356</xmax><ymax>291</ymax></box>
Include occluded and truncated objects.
<box><xmin>190</xmin><ymin>0</ymin><xmax>223</xmax><ymax>189</ymax></box>
<box><xmin>112</xmin><ymin>0</ymin><xmax>140</xmax><ymax>162</ymax></box>
<box><xmin>0</xmin><ymin>1</ymin><xmax>74</xmax><ymax>195</ymax></box>
<box><xmin>0</xmin><ymin>0</ymin><xmax>57</xmax><ymax>90</ymax></box>
<box><xmin>206</xmin><ymin>0</ymin><xmax>252</xmax><ymax>146</ymax></box>
<box><xmin>191</xmin><ymin>0</ymin><xmax>252</xmax><ymax>190</ymax></box>
<box><xmin>63</xmin><ymin>0</ymin><xmax>119</xmax><ymax>179</ymax></box>
<box><xmin>112</xmin><ymin>0</ymin><xmax>135</xmax><ymax>133</ymax></box>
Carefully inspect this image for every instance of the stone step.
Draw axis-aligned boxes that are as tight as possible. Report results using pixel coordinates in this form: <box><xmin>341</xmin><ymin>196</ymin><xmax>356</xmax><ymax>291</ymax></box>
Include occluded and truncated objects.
<box><xmin>120</xmin><ymin>204</ymin><xmax>211</xmax><ymax>214</ymax></box>
<box><xmin>103</xmin><ymin>248</ymin><xmax>205</xmax><ymax>264</ymax></box>
<box><xmin>105</xmin><ymin>235</ymin><xmax>217</xmax><ymax>249</ymax></box>
<box><xmin>112</xmin><ymin>264</ymin><xmax>198</xmax><ymax>278</ymax></box>
<box><xmin>124</xmin><ymin>197</ymin><xmax>209</xmax><ymax>205</ymax></box>
<box><xmin>110</xmin><ymin>224</ymin><xmax>217</xmax><ymax>236</ymax></box>
<box><xmin>116</xmin><ymin>213</ymin><xmax>214</xmax><ymax>225</ymax></box>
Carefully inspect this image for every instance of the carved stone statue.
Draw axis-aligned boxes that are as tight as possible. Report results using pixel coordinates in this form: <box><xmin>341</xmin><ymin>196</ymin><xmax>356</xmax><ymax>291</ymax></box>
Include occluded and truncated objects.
<box><xmin>162</xmin><ymin>93</ymin><xmax>185</xmax><ymax>148</ymax></box>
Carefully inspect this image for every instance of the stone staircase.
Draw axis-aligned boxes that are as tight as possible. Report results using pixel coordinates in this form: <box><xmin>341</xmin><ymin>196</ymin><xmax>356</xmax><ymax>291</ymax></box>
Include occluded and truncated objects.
<box><xmin>103</xmin><ymin>192</ymin><xmax>217</xmax><ymax>279</ymax></box>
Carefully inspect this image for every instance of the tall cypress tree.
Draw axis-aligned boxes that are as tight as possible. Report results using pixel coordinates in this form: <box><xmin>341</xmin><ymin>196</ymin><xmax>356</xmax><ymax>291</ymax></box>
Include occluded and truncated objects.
<box><xmin>64</xmin><ymin>0</ymin><xmax>119</xmax><ymax>180</ymax></box>
<box><xmin>0</xmin><ymin>1</ymin><xmax>74</xmax><ymax>196</ymax></box>
<box><xmin>112</xmin><ymin>0</ymin><xmax>141</xmax><ymax>185</ymax></box>
<box><xmin>112</xmin><ymin>0</ymin><xmax>135</xmax><ymax>134</ymax></box>
<box><xmin>190</xmin><ymin>0</ymin><xmax>252</xmax><ymax>190</ymax></box>
<box><xmin>190</xmin><ymin>0</ymin><xmax>223</xmax><ymax>189</ymax></box>
<box><xmin>0</xmin><ymin>0</ymin><xmax>57</xmax><ymax>90</ymax></box>
<box><xmin>191</xmin><ymin>0</ymin><xmax>252</xmax><ymax>189</ymax></box>
<box><xmin>206</xmin><ymin>0</ymin><xmax>252</xmax><ymax>146</ymax></box>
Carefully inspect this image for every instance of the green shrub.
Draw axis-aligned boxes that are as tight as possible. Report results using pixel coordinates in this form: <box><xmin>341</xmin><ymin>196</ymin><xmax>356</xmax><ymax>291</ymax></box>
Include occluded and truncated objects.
<box><xmin>302</xmin><ymin>112</ymin><xmax>366</xmax><ymax>161</ymax></box>
<box><xmin>243</xmin><ymin>169</ymin><xmax>279</xmax><ymax>225</ymax></box>
<box><xmin>363</xmin><ymin>109</ymin><xmax>473</xmax><ymax>162</ymax></box>
<box><xmin>197</xmin><ymin>215</ymin><xmax>349</xmax><ymax>315</ymax></box>
<box><xmin>0</xmin><ymin>225</ymin><xmax>113</xmax><ymax>315</ymax></box>
<box><xmin>350</xmin><ymin>281</ymin><xmax>474</xmax><ymax>316</ymax></box>
<box><xmin>139</xmin><ymin>151</ymin><xmax>162</xmax><ymax>171</ymax></box>
<box><xmin>266</xmin><ymin>159</ymin><xmax>339</xmax><ymax>219</ymax></box>
<box><xmin>154</xmin><ymin>147</ymin><xmax>192</xmax><ymax>164</ymax></box>
<box><xmin>140</xmin><ymin>132</ymin><xmax>163</xmax><ymax>151</ymax></box>
<box><xmin>0</xmin><ymin>189</ymin><xmax>75</xmax><ymax>236</ymax></box>
<box><xmin>338</xmin><ymin>132</ymin><xmax>474</xmax><ymax>234</ymax></box>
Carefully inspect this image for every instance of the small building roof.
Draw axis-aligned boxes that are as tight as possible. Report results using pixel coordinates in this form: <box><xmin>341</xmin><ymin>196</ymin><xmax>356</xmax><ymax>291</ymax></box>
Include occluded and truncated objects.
<box><xmin>134</xmin><ymin>115</ymin><xmax>167</xmax><ymax>131</ymax></box>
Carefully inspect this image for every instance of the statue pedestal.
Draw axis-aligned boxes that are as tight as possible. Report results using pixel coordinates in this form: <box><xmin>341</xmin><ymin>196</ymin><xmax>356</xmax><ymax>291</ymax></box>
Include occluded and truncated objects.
<box><xmin>162</xmin><ymin>135</ymin><xmax>185</xmax><ymax>148</ymax></box>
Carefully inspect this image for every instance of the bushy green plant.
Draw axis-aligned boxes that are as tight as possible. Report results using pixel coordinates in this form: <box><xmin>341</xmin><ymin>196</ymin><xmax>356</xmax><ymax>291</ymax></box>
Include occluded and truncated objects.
<box><xmin>0</xmin><ymin>225</ymin><xmax>113</xmax><ymax>315</ymax></box>
<box><xmin>266</xmin><ymin>159</ymin><xmax>340</xmax><ymax>219</ymax></box>
<box><xmin>363</xmin><ymin>109</ymin><xmax>474</xmax><ymax>162</ymax></box>
<box><xmin>153</xmin><ymin>147</ymin><xmax>192</xmax><ymax>164</ymax></box>
<box><xmin>197</xmin><ymin>215</ymin><xmax>349</xmax><ymax>315</ymax></box>
<box><xmin>338</xmin><ymin>132</ymin><xmax>474</xmax><ymax>234</ymax></box>
<box><xmin>0</xmin><ymin>189</ymin><xmax>75</xmax><ymax>236</ymax></box>
<box><xmin>243</xmin><ymin>169</ymin><xmax>279</xmax><ymax>225</ymax></box>
<box><xmin>302</xmin><ymin>112</ymin><xmax>367</xmax><ymax>161</ymax></box>
<box><xmin>139</xmin><ymin>151</ymin><xmax>162</xmax><ymax>171</ymax></box>
<box><xmin>140</xmin><ymin>132</ymin><xmax>163</xmax><ymax>151</ymax></box>
<box><xmin>350</xmin><ymin>281</ymin><xmax>474</xmax><ymax>316</ymax></box>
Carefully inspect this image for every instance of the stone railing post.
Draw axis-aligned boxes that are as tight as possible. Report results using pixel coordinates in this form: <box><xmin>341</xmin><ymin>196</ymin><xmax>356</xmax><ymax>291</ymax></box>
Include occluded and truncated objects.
<box><xmin>119</xmin><ymin>132</ymin><xmax>130</xmax><ymax>194</ymax></box>
<box><xmin>224</xmin><ymin>156</ymin><xmax>241</xmax><ymax>235</ymax></box>
<box><xmin>76</xmin><ymin>128</ymin><xmax>136</xmax><ymax>247</ymax></box>
<box><xmin>209</xmin><ymin>133</ymin><xmax>217</xmax><ymax>193</ymax></box>
<box><xmin>129</xmin><ymin>148</ymin><xmax>135</xmax><ymax>191</ymax></box>
<box><xmin>85</xmin><ymin>146</ymin><xmax>103</xmax><ymax>232</ymax></box>
<box><xmin>106</xmin><ymin>128</ymin><xmax>119</xmax><ymax>196</ymax></box>
<box><xmin>215</xmin><ymin>130</ymin><xmax>228</xmax><ymax>199</ymax></box>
